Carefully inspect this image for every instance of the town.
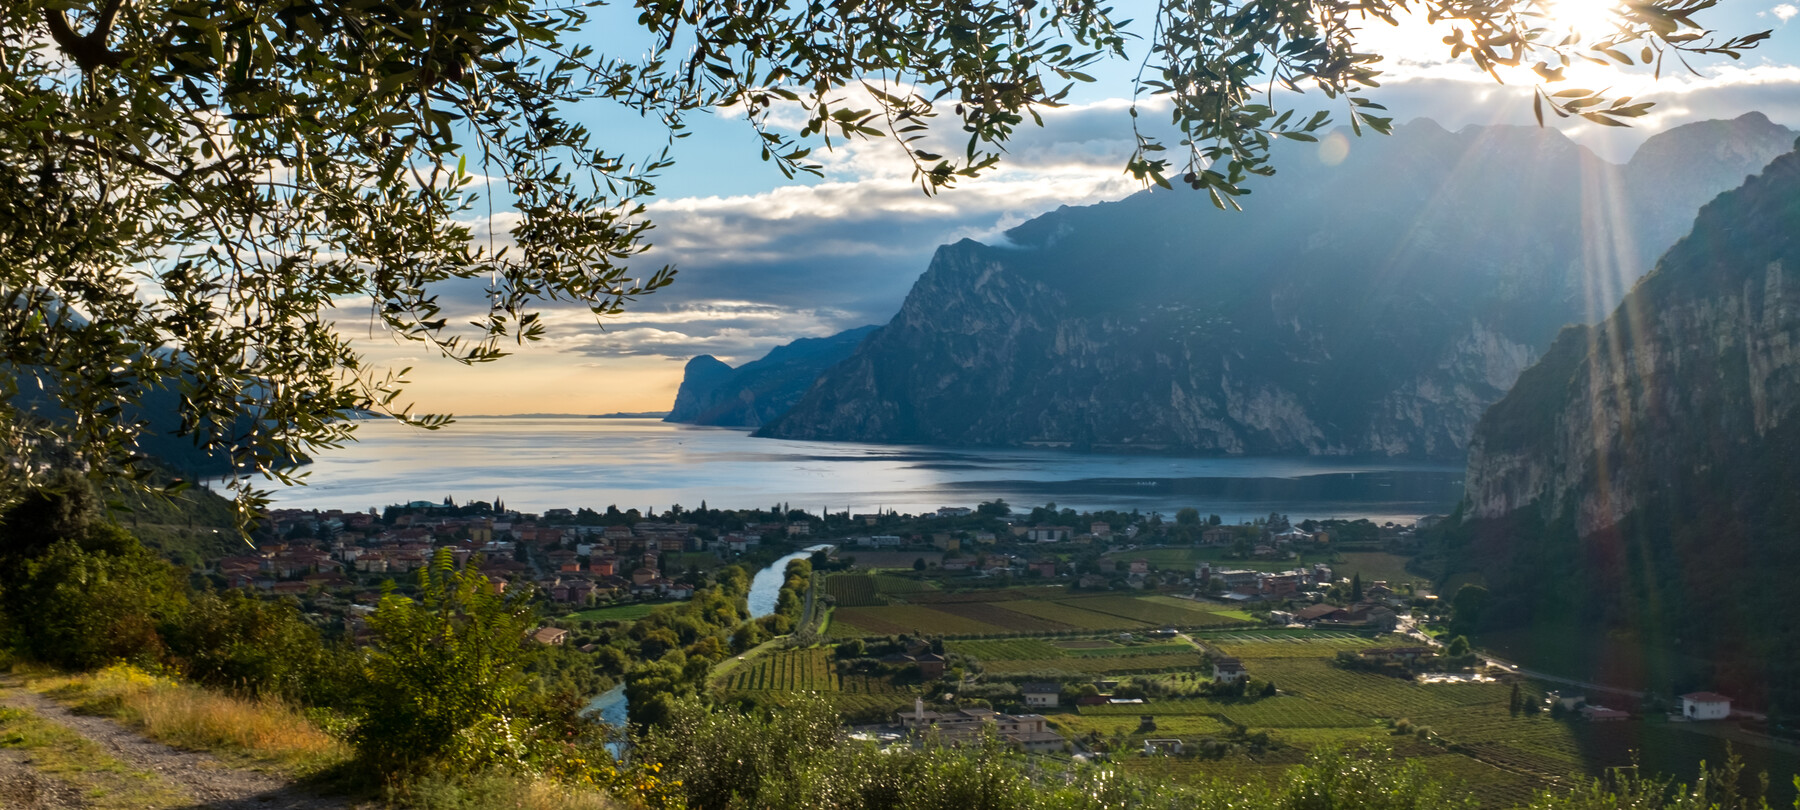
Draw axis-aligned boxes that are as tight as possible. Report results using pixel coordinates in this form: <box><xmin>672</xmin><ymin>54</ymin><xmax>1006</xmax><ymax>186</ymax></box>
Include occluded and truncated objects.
<box><xmin>182</xmin><ymin>494</ymin><xmax>1787</xmax><ymax>804</ymax></box>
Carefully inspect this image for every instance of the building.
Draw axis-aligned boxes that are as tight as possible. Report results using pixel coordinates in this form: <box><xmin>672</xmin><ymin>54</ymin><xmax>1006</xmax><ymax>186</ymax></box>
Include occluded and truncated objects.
<box><xmin>1021</xmin><ymin>682</ymin><xmax>1060</xmax><ymax>708</ymax></box>
<box><xmin>1028</xmin><ymin>525</ymin><xmax>1072</xmax><ymax>543</ymax></box>
<box><xmin>916</xmin><ymin>652</ymin><xmax>947</xmax><ymax>680</ymax></box>
<box><xmin>937</xmin><ymin>506</ymin><xmax>973</xmax><ymax>518</ymax></box>
<box><xmin>895</xmin><ymin>699</ymin><xmax>1064</xmax><ymax>752</ymax></box>
<box><xmin>532</xmin><ymin>627</ymin><xmax>569</xmax><ymax>645</ymax></box>
<box><xmin>1680</xmin><ymin>692</ymin><xmax>1732</xmax><ymax>720</ymax></box>
<box><xmin>1212</xmin><ymin>657</ymin><xmax>1247</xmax><ymax>683</ymax></box>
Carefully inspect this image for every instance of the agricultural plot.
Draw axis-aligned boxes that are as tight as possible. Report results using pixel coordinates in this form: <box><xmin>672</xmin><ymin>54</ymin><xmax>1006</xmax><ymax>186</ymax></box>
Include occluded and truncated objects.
<box><xmin>1078</xmin><ymin>700</ymin><xmax>1224</xmax><ymax>716</ymax></box>
<box><xmin>948</xmin><ymin>639</ymin><xmax>1066</xmax><ymax>660</ymax></box>
<box><xmin>1213</xmin><ymin>634</ymin><xmax>1380</xmax><ymax>659</ymax></box>
<box><xmin>932</xmin><ymin>602</ymin><xmax>1074</xmax><ymax>633</ymax></box>
<box><xmin>1065</xmin><ymin>643</ymin><xmax>1195</xmax><ymax>658</ymax></box>
<box><xmin>1067</xmin><ymin>595</ymin><xmax>1244</xmax><ymax>626</ymax></box>
<box><xmin>1244</xmin><ymin>658</ymin><xmax>1489</xmax><ymax>718</ymax></box>
<box><xmin>978</xmin><ymin>653</ymin><xmax>1201</xmax><ymax>675</ymax></box>
<box><xmin>872</xmin><ymin>575</ymin><xmax>937</xmax><ymax>595</ymax></box>
<box><xmin>906</xmin><ymin>586</ymin><xmax>1070</xmax><ymax>604</ymax></box>
<box><xmin>824</xmin><ymin>574</ymin><xmax>884</xmax><ymax>607</ymax></box>
<box><xmin>829</xmin><ymin>605</ymin><xmax>1004</xmax><ymax>636</ymax></box>
<box><xmin>1214</xmin><ymin>696</ymin><xmax>1371</xmax><ymax>729</ymax></box>
<box><xmin>720</xmin><ymin>648</ymin><xmax>840</xmax><ymax>692</ymax></box>
<box><xmin>993</xmin><ymin>599</ymin><xmax>1145</xmax><ymax>630</ymax></box>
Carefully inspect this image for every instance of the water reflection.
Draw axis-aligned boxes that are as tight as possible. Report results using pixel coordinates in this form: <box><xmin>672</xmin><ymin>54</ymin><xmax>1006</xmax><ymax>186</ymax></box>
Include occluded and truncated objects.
<box><xmin>236</xmin><ymin>418</ymin><xmax>1463</xmax><ymax>522</ymax></box>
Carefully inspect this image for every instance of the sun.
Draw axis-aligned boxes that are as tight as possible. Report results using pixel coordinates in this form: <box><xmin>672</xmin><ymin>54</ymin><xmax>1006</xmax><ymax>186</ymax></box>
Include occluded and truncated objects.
<box><xmin>1535</xmin><ymin>0</ymin><xmax>1624</xmax><ymax>43</ymax></box>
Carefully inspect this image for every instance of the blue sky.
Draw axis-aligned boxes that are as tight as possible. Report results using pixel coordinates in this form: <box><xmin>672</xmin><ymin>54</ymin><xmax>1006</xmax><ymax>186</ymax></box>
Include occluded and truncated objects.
<box><xmin>364</xmin><ymin>1</ymin><xmax>1800</xmax><ymax>415</ymax></box>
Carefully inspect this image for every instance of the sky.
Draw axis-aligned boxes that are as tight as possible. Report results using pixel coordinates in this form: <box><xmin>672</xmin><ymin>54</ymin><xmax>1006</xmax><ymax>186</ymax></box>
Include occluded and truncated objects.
<box><xmin>356</xmin><ymin>0</ymin><xmax>1800</xmax><ymax>417</ymax></box>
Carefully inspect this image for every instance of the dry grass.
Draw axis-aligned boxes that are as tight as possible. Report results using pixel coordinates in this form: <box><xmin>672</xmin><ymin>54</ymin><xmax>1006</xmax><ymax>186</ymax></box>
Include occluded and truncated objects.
<box><xmin>0</xmin><ymin>702</ymin><xmax>190</xmax><ymax>808</ymax></box>
<box><xmin>398</xmin><ymin>771</ymin><xmax>631</xmax><ymax>810</ymax></box>
<box><xmin>25</xmin><ymin>664</ymin><xmax>349</xmax><ymax>775</ymax></box>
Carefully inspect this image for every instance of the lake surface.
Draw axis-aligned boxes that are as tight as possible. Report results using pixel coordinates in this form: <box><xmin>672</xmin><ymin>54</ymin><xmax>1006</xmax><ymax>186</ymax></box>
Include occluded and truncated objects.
<box><xmin>237</xmin><ymin>417</ymin><xmax>1463</xmax><ymax>523</ymax></box>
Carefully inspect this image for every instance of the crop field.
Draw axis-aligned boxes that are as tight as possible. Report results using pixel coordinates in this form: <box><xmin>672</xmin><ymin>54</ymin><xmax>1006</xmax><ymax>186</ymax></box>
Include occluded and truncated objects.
<box><xmin>932</xmin><ymin>602</ymin><xmax>1074</xmax><ymax>633</ymax></box>
<box><xmin>947</xmin><ymin>639</ymin><xmax>1066</xmax><ymax>660</ymax></box>
<box><xmin>1212</xmin><ymin>634</ymin><xmax>1381</xmax><ymax>659</ymax></box>
<box><xmin>872</xmin><ymin>575</ymin><xmax>937</xmax><ymax>594</ymax></box>
<box><xmin>824</xmin><ymin>574</ymin><xmax>884</xmax><ymax>607</ymax></box>
<box><xmin>718</xmin><ymin>648</ymin><xmax>907</xmax><ymax>695</ymax></box>
<box><xmin>992</xmin><ymin>599</ymin><xmax>1146</xmax><ymax>630</ymax></box>
<box><xmin>906</xmin><ymin>586</ymin><xmax>1070</xmax><ymax>604</ymax></box>
<box><xmin>1244</xmin><ymin>658</ymin><xmax>1499</xmax><ymax>718</ymax></box>
<box><xmin>978</xmin><ymin>653</ymin><xmax>1201</xmax><ymax>675</ymax></box>
<box><xmin>1054</xmin><ymin>713</ymin><xmax>1232</xmax><ymax>740</ymax></box>
<box><xmin>1331</xmin><ymin>552</ymin><xmax>1422</xmax><ymax>585</ymax></box>
<box><xmin>829</xmin><ymin>605</ymin><xmax>1004</xmax><ymax>636</ymax></box>
<box><xmin>1214</xmin><ymin>696</ymin><xmax>1371</xmax><ymax>728</ymax></box>
<box><xmin>1065</xmin><ymin>595</ymin><xmax>1246</xmax><ymax>626</ymax></box>
<box><xmin>720</xmin><ymin>648</ymin><xmax>842</xmax><ymax>692</ymax></box>
<box><xmin>1078</xmin><ymin>700</ymin><xmax>1223</xmax><ymax>716</ymax></box>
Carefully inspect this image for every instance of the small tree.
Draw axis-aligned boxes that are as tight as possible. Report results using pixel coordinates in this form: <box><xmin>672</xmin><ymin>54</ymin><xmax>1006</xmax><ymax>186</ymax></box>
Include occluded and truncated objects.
<box><xmin>913</xmin><ymin>557</ymin><xmax>927</xmax><ymax>572</ymax></box>
<box><xmin>355</xmin><ymin>549</ymin><xmax>538</xmax><ymax>776</ymax></box>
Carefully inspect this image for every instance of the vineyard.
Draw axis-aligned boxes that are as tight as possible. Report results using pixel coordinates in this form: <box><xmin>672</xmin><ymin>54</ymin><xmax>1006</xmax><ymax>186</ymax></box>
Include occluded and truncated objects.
<box><xmin>990</xmin><ymin>599</ymin><xmax>1145</xmax><ymax>630</ymax></box>
<box><xmin>824</xmin><ymin>574</ymin><xmax>885</xmax><ymax>607</ymax></box>
<box><xmin>948</xmin><ymin>637</ymin><xmax>1199</xmax><ymax>661</ymax></box>
<box><xmin>1064</xmin><ymin>595</ymin><xmax>1246</xmax><ymax>626</ymax></box>
<box><xmin>1212</xmin><ymin>633</ymin><xmax>1383</xmax><ymax>659</ymax></box>
<box><xmin>1214</xmin><ymin>696</ymin><xmax>1371</xmax><ymax>728</ymax></box>
<box><xmin>978</xmin><ymin>653</ymin><xmax>1202</xmax><ymax>675</ymax></box>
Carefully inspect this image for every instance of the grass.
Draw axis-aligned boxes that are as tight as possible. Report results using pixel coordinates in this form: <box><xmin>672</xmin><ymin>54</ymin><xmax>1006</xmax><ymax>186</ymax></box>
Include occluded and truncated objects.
<box><xmin>395</xmin><ymin>770</ymin><xmax>628</xmax><ymax>810</ymax></box>
<box><xmin>25</xmin><ymin>665</ymin><xmax>349</xmax><ymax>776</ymax></box>
<box><xmin>565</xmin><ymin>602</ymin><xmax>673</xmax><ymax>623</ymax></box>
<box><xmin>0</xmin><ymin>702</ymin><xmax>190</xmax><ymax>809</ymax></box>
<box><xmin>1331</xmin><ymin>552</ymin><xmax>1422</xmax><ymax>586</ymax></box>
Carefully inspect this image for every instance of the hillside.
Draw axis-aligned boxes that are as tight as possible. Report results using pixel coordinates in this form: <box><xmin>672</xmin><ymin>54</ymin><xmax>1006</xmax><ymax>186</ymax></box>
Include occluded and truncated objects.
<box><xmin>666</xmin><ymin>325</ymin><xmax>877</xmax><ymax>428</ymax></box>
<box><xmin>1449</xmin><ymin>139</ymin><xmax>1800</xmax><ymax>713</ymax></box>
<box><xmin>761</xmin><ymin>114</ymin><xmax>1797</xmax><ymax>458</ymax></box>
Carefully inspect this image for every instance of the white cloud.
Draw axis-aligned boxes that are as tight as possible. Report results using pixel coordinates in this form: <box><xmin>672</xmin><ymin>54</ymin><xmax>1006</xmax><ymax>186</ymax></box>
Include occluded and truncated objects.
<box><xmin>1774</xmin><ymin>4</ymin><xmax>1799</xmax><ymax>22</ymax></box>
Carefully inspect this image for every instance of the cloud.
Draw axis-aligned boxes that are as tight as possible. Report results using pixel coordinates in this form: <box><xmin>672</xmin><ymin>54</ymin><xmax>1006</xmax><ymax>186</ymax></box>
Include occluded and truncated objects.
<box><xmin>1773</xmin><ymin>4</ymin><xmax>1798</xmax><ymax>22</ymax></box>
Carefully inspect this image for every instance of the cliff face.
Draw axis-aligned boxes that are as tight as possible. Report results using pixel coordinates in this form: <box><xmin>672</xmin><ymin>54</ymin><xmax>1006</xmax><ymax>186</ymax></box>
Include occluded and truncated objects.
<box><xmin>762</xmin><ymin>115</ymin><xmax>1796</xmax><ymax>457</ymax></box>
<box><xmin>664</xmin><ymin>326</ymin><xmax>877</xmax><ymax>428</ymax></box>
<box><xmin>1451</xmin><ymin>141</ymin><xmax>1800</xmax><ymax>710</ymax></box>
<box><xmin>1465</xmin><ymin>142</ymin><xmax>1800</xmax><ymax>530</ymax></box>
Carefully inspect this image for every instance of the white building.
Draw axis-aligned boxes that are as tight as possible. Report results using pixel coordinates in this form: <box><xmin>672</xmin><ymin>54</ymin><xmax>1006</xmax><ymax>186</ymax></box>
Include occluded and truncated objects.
<box><xmin>1680</xmin><ymin>692</ymin><xmax>1732</xmax><ymax>720</ymax></box>
<box><xmin>1020</xmin><ymin>682</ymin><xmax>1060</xmax><ymax>708</ymax></box>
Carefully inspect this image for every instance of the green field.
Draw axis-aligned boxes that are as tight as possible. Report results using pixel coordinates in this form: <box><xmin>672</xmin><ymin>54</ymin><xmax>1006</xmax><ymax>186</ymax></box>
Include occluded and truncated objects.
<box><xmin>828</xmin><ymin>589</ymin><xmax>1257</xmax><ymax>637</ymax></box>
<box><xmin>563</xmin><ymin>602</ymin><xmax>671</xmax><ymax>622</ymax></box>
<box><xmin>978</xmin><ymin>653</ymin><xmax>1202</xmax><ymax>675</ymax></box>
<box><xmin>1332</xmin><ymin>552</ymin><xmax>1423</xmax><ymax>586</ymax></box>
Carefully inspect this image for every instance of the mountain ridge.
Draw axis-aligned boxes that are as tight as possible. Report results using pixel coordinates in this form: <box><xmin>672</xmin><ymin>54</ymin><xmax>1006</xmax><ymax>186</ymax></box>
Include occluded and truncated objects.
<box><xmin>760</xmin><ymin>114</ymin><xmax>1798</xmax><ymax>457</ymax></box>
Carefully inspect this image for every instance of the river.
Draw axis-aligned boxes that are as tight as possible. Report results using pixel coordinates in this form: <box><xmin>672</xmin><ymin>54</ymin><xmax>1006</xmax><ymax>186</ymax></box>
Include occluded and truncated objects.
<box><xmin>584</xmin><ymin>546</ymin><xmax>828</xmax><ymax>742</ymax></box>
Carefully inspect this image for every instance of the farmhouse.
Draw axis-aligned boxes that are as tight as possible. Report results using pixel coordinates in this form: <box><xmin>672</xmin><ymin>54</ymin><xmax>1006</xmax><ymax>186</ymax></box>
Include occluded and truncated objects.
<box><xmin>1212</xmin><ymin>657</ymin><xmax>1247</xmax><ymax>683</ymax></box>
<box><xmin>531</xmin><ymin>627</ymin><xmax>569</xmax><ymax>645</ymax></box>
<box><xmin>1680</xmin><ymin>692</ymin><xmax>1732</xmax><ymax>720</ymax></box>
<box><xmin>895</xmin><ymin>699</ymin><xmax>1066</xmax><ymax>752</ymax></box>
<box><xmin>1021</xmin><ymin>682</ymin><xmax>1060</xmax><ymax>708</ymax></box>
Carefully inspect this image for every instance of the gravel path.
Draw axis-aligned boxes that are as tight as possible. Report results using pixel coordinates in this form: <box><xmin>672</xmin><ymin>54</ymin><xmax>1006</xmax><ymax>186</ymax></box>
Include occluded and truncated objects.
<box><xmin>0</xmin><ymin>683</ymin><xmax>352</xmax><ymax>810</ymax></box>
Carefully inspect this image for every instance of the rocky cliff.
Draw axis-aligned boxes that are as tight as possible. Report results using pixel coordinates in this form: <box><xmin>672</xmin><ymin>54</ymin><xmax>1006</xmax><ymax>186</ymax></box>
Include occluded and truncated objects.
<box><xmin>1449</xmin><ymin>140</ymin><xmax>1800</xmax><ymax>711</ymax></box>
<box><xmin>761</xmin><ymin>114</ymin><xmax>1796</xmax><ymax>457</ymax></box>
<box><xmin>665</xmin><ymin>326</ymin><xmax>877</xmax><ymax>427</ymax></box>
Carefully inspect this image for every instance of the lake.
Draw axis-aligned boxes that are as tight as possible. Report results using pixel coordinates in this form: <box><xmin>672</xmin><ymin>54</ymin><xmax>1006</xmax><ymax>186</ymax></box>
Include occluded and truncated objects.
<box><xmin>237</xmin><ymin>417</ymin><xmax>1463</xmax><ymax>523</ymax></box>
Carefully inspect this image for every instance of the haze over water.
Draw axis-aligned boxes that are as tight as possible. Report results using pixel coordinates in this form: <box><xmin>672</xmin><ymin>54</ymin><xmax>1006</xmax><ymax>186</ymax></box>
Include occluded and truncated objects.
<box><xmin>243</xmin><ymin>417</ymin><xmax>1464</xmax><ymax>522</ymax></box>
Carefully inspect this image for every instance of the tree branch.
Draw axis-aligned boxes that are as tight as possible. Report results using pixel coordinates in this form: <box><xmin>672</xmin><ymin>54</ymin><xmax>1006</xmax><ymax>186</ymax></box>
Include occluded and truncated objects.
<box><xmin>41</xmin><ymin>2</ymin><xmax>124</xmax><ymax>73</ymax></box>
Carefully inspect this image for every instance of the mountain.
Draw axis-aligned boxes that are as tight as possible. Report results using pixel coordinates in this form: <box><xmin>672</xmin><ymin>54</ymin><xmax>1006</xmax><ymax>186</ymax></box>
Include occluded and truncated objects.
<box><xmin>665</xmin><ymin>326</ymin><xmax>878</xmax><ymax>427</ymax></box>
<box><xmin>1448</xmin><ymin>140</ymin><xmax>1800</xmax><ymax>712</ymax></box>
<box><xmin>760</xmin><ymin>114</ymin><xmax>1797</xmax><ymax>458</ymax></box>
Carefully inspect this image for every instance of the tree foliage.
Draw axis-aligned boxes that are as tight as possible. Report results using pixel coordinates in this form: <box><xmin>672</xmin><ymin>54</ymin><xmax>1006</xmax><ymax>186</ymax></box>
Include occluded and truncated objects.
<box><xmin>355</xmin><ymin>548</ymin><xmax>540</xmax><ymax>776</ymax></box>
<box><xmin>0</xmin><ymin>0</ymin><xmax>1765</xmax><ymax>522</ymax></box>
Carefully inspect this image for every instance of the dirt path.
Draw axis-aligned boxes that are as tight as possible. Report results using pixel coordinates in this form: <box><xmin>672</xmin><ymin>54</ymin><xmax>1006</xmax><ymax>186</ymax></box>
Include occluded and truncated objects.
<box><xmin>0</xmin><ymin>684</ymin><xmax>352</xmax><ymax>810</ymax></box>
